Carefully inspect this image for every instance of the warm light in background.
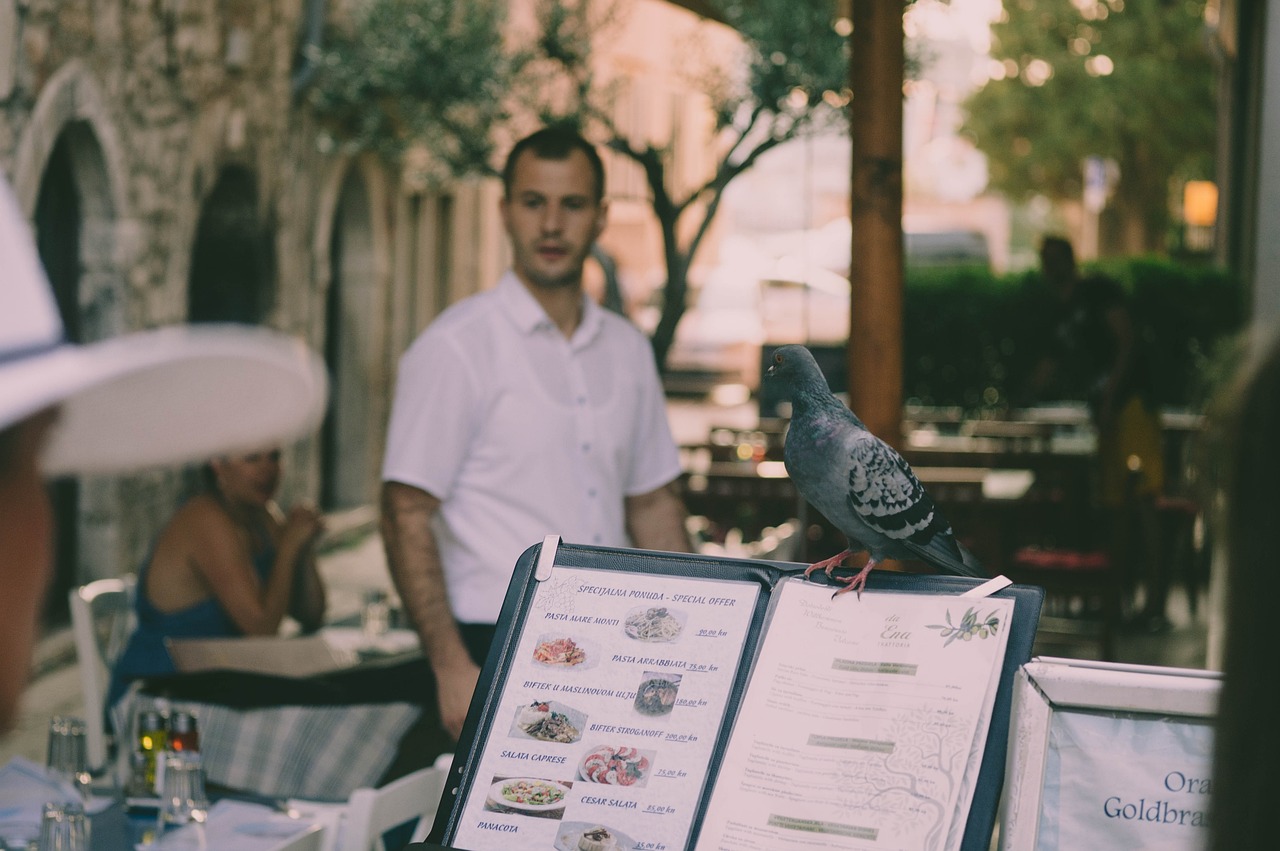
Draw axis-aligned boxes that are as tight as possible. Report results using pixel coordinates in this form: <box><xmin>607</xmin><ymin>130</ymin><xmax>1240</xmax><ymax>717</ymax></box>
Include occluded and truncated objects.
<box><xmin>1183</xmin><ymin>180</ymin><xmax>1219</xmax><ymax>228</ymax></box>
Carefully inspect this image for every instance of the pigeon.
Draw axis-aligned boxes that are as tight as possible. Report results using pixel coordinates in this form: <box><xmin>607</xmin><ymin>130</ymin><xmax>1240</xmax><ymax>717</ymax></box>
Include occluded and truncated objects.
<box><xmin>765</xmin><ymin>344</ymin><xmax>984</xmax><ymax>596</ymax></box>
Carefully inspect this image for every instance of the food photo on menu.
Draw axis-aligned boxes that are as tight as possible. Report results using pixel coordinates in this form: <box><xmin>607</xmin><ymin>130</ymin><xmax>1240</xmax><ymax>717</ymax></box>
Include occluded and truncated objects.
<box><xmin>554</xmin><ymin>820</ymin><xmax>641</xmax><ymax>851</ymax></box>
<box><xmin>577</xmin><ymin>745</ymin><xmax>655</xmax><ymax>788</ymax></box>
<box><xmin>510</xmin><ymin>698</ymin><xmax>587</xmax><ymax>744</ymax></box>
<box><xmin>623</xmin><ymin>605</ymin><xmax>686</xmax><ymax>643</ymax></box>
<box><xmin>446</xmin><ymin>562</ymin><xmax>767</xmax><ymax>850</ymax></box>
<box><xmin>481</xmin><ymin>774</ymin><xmax>572</xmax><ymax>820</ymax></box>
<box><xmin>532</xmin><ymin>633</ymin><xmax>596</xmax><ymax>668</ymax></box>
<box><xmin>633</xmin><ymin>671</ymin><xmax>681</xmax><ymax>717</ymax></box>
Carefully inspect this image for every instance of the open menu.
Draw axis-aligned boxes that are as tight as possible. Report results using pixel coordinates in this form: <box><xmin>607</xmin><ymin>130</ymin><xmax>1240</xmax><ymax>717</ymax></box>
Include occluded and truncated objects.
<box><xmin>429</xmin><ymin>540</ymin><xmax>1042</xmax><ymax>851</ymax></box>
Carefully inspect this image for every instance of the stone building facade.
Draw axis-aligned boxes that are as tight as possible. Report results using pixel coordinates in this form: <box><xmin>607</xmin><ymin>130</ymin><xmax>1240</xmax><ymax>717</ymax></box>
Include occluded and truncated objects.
<box><xmin>1</xmin><ymin>0</ymin><xmax>730</xmax><ymax>627</ymax></box>
<box><xmin>0</xmin><ymin>0</ymin><xmax>509</xmax><ymax>623</ymax></box>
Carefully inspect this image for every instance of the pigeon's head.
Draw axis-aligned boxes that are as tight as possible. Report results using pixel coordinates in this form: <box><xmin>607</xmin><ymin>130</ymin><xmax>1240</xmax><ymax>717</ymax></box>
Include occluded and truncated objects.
<box><xmin>764</xmin><ymin>345</ymin><xmax>830</xmax><ymax>400</ymax></box>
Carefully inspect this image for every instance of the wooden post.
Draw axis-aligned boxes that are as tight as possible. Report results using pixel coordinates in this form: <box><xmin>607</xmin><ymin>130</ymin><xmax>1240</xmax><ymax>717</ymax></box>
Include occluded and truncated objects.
<box><xmin>848</xmin><ymin>0</ymin><xmax>904</xmax><ymax>447</ymax></box>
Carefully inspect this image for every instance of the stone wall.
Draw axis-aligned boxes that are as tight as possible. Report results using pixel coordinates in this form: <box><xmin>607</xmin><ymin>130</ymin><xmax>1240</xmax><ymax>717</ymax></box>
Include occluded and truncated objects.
<box><xmin>0</xmin><ymin>0</ymin><xmax>457</xmax><ymax>601</ymax></box>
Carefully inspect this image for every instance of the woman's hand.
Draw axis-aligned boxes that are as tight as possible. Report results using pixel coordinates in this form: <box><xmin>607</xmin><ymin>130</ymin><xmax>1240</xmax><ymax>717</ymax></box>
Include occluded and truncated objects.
<box><xmin>281</xmin><ymin>502</ymin><xmax>325</xmax><ymax>553</ymax></box>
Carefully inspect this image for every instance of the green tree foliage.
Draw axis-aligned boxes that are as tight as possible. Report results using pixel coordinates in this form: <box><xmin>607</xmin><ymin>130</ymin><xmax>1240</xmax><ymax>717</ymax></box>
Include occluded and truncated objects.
<box><xmin>902</xmin><ymin>259</ymin><xmax>1242</xmax><ymax>413</ymax></box>
<box><xmin>960</xmin><ymin>0</ymin><xmax>1216</xmax><ymax>254</ymax></box>
<box><xmin>532</xmin><ymin>0</ymin><xmax>851</xmax><ymax>370</ymax></box>
<box><xmin>307</xmin><ymin>0</ymin><xmax>522</xmax><ymax>186</ymax></box>
<box><xmin>308</xmin><ymin>0</ymin><xmax>854</xmax><ymax>373</ymax></box>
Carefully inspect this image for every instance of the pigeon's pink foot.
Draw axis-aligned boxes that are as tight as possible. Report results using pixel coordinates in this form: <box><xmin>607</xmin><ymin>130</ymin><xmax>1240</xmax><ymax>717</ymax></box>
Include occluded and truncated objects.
<box><xmin>804</xmin><ymin>549</ymin><xmax>853</xmax><ymax>579</ymax></box>
<box><xmin>832</xmin><ymin>559</ymin><xmax>878</xmax><ymax>599</ymax></box>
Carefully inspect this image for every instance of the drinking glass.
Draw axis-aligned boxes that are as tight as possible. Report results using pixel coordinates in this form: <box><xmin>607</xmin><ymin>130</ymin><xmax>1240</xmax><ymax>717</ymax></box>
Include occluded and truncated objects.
<box><xmin>36</xmin><ymin>801</ymin><xmax>89</xmax><ymax>851</ymax></box>
<box><xmin>44</xmin><ymin>717</ymin><xmax>90</xmax><ymax>799</ymax></box>
<box><xmin>361</xmin><ymin>588</ymin><xmax>391</xmax><ymax>638</ymax></box>
<box><xmin>155</xmin><ymin>752</ymin><xmax>208</xmax><ymax>842</ymax></box>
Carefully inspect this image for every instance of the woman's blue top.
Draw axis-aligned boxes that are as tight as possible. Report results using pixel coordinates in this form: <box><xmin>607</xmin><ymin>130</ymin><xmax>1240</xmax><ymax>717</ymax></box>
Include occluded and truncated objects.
<box><xmin>107</xmin><ymin>543</ymin><xmax>275</xmax><ymax>710</ymax></box>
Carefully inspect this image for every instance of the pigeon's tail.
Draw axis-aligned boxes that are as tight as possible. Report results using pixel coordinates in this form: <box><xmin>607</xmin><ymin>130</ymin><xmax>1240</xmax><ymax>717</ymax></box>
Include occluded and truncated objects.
<box><xmin>905</xmin><ymin>533</ymin><xmax>985</xmax><ymax>579</ymax></box>
<box><xmin>956</xmin><ymin>540</ymin><xmax>986</xmax><ymax>578</ymax></box>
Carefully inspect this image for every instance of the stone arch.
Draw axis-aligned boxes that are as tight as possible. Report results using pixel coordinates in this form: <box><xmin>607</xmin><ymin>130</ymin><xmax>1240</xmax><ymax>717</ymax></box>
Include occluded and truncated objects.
<box><xmin>19</xmin><ymin>84</ymin><xmax>131</xmax><ymax>613</ymax></box>
<box><xmin>313</xmin><ymin>154</ymin><xmax>394</xmax><ymax>509</ymax></box>
<box><xmin>13</xmin><ymin>60</ymin><xmax>130</xmax><ymax>232</ymax></box>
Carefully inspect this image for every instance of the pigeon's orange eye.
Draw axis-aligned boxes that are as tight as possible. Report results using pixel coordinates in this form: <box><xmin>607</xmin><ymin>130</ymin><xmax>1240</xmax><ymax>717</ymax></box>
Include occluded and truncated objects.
<box><xmin>775</xmin><ymin>353</ymin><xmax>783</xmax><ymax>364</ymax></box>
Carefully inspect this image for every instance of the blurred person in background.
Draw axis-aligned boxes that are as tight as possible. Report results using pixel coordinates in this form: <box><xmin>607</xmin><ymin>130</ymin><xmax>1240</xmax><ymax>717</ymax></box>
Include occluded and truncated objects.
<box><xmin>1028</xmin><ymin>235</ymin><xmax>1167</xmax><ymax>632</ymax></box>
<box><xmin>381</xmin><ymin>126</ymin><xmax>691</xmax><ymax>742</ymax></box>
<box><xmin>107</xmin><ymin>448</ymin><xmax>327</xmax><ymax>709</ymax></box>
<box><xmin>0</xmin><ymin>172</ymin><xmax>326</xmax><ymax>735</ymax></box>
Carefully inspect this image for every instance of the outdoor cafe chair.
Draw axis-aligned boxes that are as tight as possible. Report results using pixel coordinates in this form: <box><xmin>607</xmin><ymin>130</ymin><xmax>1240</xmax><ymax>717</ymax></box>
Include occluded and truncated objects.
<box><xmin>68</xmin><ymin>574</ymin><xmax>136</xmax><ymax>770</ymax></box>
<box><xmin>340</xmin><ymin>760</ymin><xmax>449</xmax><ymax>851</ymax></box>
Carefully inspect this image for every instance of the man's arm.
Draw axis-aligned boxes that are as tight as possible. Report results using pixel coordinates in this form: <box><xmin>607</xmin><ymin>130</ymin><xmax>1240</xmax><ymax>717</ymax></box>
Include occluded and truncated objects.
<box><xmin>625</xmin><ymin>480</ymin><xmax>692</xmax><ymax>553</ymax></box>
<box><xmin>380</xmin><ymin>481</ymin><xmax>478</xmax><ymax>739</ymax></box>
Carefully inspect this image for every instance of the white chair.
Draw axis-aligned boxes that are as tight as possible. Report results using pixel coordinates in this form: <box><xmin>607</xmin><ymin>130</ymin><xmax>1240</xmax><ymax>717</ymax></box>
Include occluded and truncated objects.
<box><xmin>68</xmin><ymin>575</ymin><xmax>136</xmax><ymax>770</ymax></box>
<box><xmin>340</xmin><ymin>764</ymin><xmax>448</xmax><ymax>851</ymax></box>
<box><xmin>269</xmin><ymin>825</ymin><xmax>327</xmax><ymax>851</ymax></box>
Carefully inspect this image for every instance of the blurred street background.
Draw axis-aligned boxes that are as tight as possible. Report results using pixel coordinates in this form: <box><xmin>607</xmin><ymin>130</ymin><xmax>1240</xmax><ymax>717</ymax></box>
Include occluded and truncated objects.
<box><xmin>4</xmin><ymin>0</ymin><xmax>1274</xmax><ymax>791</ymax></box>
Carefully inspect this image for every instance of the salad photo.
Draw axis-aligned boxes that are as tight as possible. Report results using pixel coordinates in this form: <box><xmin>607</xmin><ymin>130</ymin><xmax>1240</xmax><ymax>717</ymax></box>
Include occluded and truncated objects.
<box><xmin>578</xmin><ymin>745</ymin><xmax>654</xmax><ymax>787</ymax></box>
<box><xmin>484</xmin><ymin>775</ymin><xmax>572</xmax><ymax>818</ymax></box>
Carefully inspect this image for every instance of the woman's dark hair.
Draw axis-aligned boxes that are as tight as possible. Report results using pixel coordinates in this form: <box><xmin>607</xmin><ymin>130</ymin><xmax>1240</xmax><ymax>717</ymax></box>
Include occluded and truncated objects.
<box><xmin>0</xmin><ymin>422</ymin><xmax>19</xmax><ymax>476</ymax></box>
<box><xmin>0</xmin><ymin>409</ymin><xmax>57</xmax><ymax>477</ymax></box>
<box><xmin>1208</xmin><ymin>329</ymin><xmax>1280</xmax><ymax>850</ymax></box>
<box><xmin>199</xmin><ymin>461</ymin><xmax>218</xmax><ymax>492</ymax></box>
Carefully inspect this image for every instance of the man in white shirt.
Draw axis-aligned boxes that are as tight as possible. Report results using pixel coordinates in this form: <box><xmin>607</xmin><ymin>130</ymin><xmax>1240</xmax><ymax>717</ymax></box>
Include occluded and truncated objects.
<box><xmin>380</xmin><ymin>127</ymin><xmax>691</xmax><ymax>740</ymax></box>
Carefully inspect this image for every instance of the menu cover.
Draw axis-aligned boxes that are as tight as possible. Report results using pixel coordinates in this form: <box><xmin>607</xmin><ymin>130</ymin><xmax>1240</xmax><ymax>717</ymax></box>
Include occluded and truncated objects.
<box><xmin>428</xmin><ymin>539</ymin><xmax>1043</xmax><ymax>851</ymax></box>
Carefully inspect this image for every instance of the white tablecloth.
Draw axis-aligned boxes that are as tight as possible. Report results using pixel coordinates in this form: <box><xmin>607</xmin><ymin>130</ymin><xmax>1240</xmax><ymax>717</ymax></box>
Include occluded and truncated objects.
<box><xmin>0</xmin><ymin>756</ymin><xmax>103</xmax><ymax>848</ymax></box>
<box><xmin>145</xmin><ymin>798</ymin><xmax>346</xmax><ymax>851</ymax></box>
<box><xmin>113</xmin><ymin>693</ymin><xmax>421</xmax><ymax>801</ymax></box>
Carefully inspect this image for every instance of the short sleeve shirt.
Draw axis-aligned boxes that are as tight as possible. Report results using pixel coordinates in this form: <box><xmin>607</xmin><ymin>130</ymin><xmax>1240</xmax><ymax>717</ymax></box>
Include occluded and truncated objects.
<box><xmin>381</xmin><ymin>271</ymin><xmax>683</xmax><ymax>623</ymax></box>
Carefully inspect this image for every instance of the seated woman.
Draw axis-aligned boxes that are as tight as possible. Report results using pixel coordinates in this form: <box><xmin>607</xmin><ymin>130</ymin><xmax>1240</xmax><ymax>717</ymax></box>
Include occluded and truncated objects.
<box><xmin>108</xmin><ymin>448</ymin><xmax>325</xmax><ymax>708</ymax></box>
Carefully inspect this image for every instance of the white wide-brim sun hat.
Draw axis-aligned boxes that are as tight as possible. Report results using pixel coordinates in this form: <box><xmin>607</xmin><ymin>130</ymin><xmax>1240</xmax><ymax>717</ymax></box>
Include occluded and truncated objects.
<box><xmin>1</xmin><ymin>176</ymin><xmax>327</xmax><ymax>476</ymax></box>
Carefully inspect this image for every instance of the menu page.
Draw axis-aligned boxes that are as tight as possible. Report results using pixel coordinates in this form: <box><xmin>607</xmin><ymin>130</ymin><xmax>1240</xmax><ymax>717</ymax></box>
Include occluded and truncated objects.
<box><xmin>451</xmin><ymin>567</ymin><xmax>761</xmax><ymax>851</ymax></box>
<box><xmin>696</xmin><ymin>579</ymin><xmax>1013</xmax><ymax>851</ymax></box>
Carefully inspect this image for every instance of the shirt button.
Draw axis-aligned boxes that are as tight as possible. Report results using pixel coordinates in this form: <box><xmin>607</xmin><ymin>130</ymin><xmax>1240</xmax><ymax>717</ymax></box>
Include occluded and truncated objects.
<box><xmin>582</xmin><ymin>443</ymin><xmax>590</xmax><ymax>452</ymax></box>
<box><xmin>588</xmin><ymin>488</ymin><xmax>597</xmax><ymax>498</ymax></box>
<box><xmin>577</xmin><ymin>396</ymin><xmax>587</xmax><ymax>405</ymax></box>
<box><xmin>593</xmin><ymin>534</ymin><xmax>602</xmax><ymax>543</ymax></box>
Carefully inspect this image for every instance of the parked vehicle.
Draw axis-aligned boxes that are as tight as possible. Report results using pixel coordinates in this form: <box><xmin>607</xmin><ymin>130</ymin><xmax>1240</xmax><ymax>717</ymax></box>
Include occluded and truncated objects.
<box><xmin>648</xmin><ymin>251</ymin><xmax>850</xmax><ymax>392</ymax></box>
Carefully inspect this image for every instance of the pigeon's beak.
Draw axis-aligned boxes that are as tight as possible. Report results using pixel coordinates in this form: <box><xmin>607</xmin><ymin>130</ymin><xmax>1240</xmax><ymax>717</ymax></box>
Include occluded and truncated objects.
<box><xmin>765</xmin><ymin>363</ymin><xmax>777</xmax><ymax>379</ymax></box>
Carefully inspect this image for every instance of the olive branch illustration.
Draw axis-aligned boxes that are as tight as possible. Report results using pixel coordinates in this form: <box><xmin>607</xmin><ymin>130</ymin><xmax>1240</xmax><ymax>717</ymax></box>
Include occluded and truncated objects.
<box><xmin>926</xmin><ymin>607</ymin><xmax>1000</xmax><ymax>647</ymax></box>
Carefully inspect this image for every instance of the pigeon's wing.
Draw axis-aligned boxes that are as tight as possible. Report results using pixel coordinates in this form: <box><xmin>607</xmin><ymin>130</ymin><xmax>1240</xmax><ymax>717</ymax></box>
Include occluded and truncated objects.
<box><xmin>900</xmin><ymin>527</ymin><xmax>985</xmax><ymax>578</ymax></box>
<box><xmin>846</xmin><ymin>437</ymin><xmax>983</xmax><ymax>577</ymax></box>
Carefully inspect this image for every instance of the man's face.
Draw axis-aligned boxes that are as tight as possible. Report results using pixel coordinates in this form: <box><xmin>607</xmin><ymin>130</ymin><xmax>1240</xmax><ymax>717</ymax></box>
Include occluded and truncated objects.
<box><xmin>0</xmin><ymin>411</ymin><xmax>56</xmax><ymax>733</ymax></box>
<box><xmin>501</xmin><ymin>149</ymin><xmax>606</xmax><ymax>292</ymax></box>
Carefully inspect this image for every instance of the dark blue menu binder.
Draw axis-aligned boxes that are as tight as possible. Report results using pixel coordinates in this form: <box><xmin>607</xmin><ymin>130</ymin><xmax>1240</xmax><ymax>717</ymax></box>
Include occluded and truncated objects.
<box><xmin>422</xmin><ymin>540</ymin><xmax>1043</xmax><ymax>851</ymax></box>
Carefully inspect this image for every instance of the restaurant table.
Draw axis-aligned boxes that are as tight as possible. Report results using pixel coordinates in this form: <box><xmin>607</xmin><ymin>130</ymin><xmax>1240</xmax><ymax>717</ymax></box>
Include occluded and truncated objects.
<box><xmin>135</xmin><ymin>798</ymin><xmax>343</xmax><ymax>851</ymax></box>
<box><xmin>110</xmin><ymin>628</ymin><xmax>430</xmax><ymax>802</ymax></box>
<box><xmin>1</xmin><ymin>757</ymin><xmax>341</xmax><ymax>851</ymax></box>
<box><xmin>679</xmin><ymin>455</ymin><xmax>1040</xmax><ymax>573</ymax></box>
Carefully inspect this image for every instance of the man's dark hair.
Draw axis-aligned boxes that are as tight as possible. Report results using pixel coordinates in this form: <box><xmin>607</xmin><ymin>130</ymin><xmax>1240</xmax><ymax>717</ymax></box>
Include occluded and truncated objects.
<box><xmin>502</xmin><ymin>126</ymin><xmax>605</xmax><ymax>203</ymax></box>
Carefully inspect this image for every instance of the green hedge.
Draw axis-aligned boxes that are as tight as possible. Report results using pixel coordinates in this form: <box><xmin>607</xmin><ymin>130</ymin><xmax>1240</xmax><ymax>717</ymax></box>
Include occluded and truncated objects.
<box><xmin>901</xmin><ymin>259</ymin><xmax>1245</xmax><ymax>413</ymax></box>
